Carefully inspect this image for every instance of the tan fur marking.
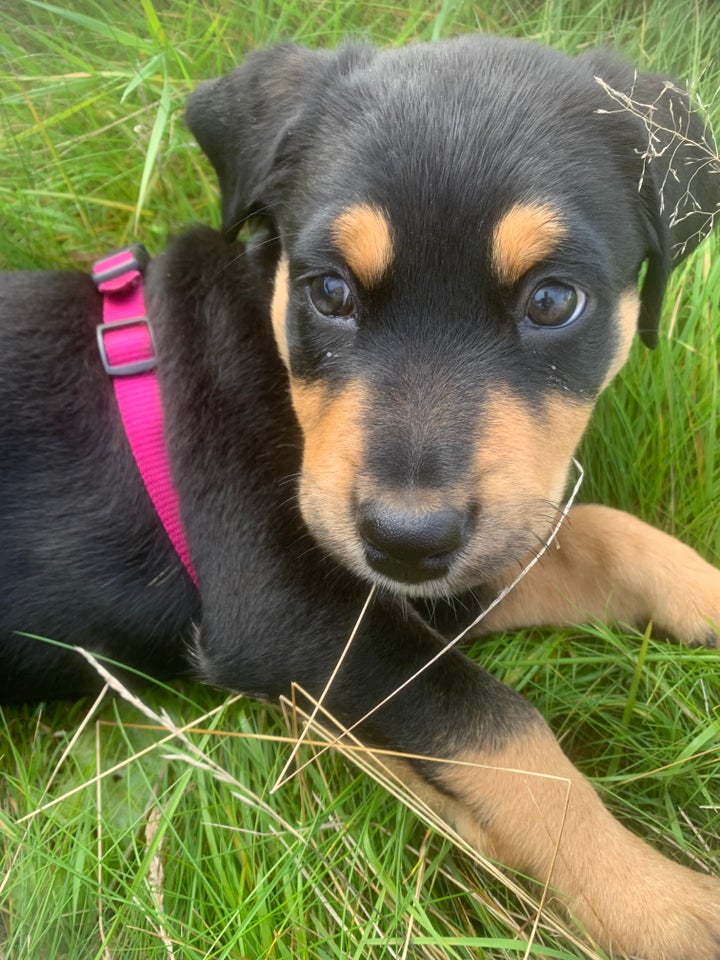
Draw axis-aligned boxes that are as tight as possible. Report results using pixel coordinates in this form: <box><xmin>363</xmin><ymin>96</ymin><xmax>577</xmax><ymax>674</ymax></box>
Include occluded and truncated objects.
<box><xmin>331</xmin><ymin>204</ymin><xmax>393</xmax><ymax>285</ymax></box>
<box><xmin>601</xmin><ymin>289</ymin><xmax>640</xmax><ymax>390</ymax></box>
<box><xmin>431</xmin><ymin>725</ymin><xmax>720</xmax><ymax>956</ymax></box>
<box><xmin>479</xmin><ymin>503</ymin><xmax>720</xmax><ymax>646</ymax></box>
<box><xmin>478</xmin><ymin>390</ymin><xmax>592</xmax><ymax>512</ymax></box>
<box><xmin>291</xmin><ymin>382</ymin><xmax>367</xmax><ymax>561</ymax></box>
<box><xmin>270</xmin><ymin>257</ymin><xmax>290</xmax><ymax>369</ymax></box>
<box><xmin>491</xmin><ymin>202</ymin><xmax>566</xmax><ymax>284</ymax></box>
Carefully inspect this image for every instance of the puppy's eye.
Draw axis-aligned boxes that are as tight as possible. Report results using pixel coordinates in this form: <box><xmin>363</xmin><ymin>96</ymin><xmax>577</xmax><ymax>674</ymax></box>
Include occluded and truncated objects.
<box><xmin>526</xmin><ymin>282</ymin><xmax>586</xmax><ymax>327</ymax></box>
<box><xmin>308</xmin><ymin>274</ymin><xmax>356</xmax><ymax>319</ymax></box>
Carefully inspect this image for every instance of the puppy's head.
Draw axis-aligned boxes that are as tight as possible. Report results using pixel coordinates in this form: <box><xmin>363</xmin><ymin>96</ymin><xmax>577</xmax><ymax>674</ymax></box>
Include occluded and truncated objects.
<box><xmin>187</xmin><ymin>36</ymin><xmax>719</xmax><ymax>597</ymax></box>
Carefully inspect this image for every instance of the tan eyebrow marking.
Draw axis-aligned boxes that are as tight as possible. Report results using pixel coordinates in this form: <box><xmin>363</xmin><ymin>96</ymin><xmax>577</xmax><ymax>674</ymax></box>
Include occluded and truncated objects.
<box><xmin>491</xmin><ymin>202</ymin><xmax>566</xmax><ymax>284</ymax></box>
<box><xmin>331</xmin><ymin>204</ymin><xmax>394</xmax><ymax>285</ymax></box>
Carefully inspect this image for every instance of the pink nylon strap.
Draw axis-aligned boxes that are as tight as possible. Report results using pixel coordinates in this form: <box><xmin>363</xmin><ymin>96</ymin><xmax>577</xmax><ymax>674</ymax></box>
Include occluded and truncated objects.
<box><xmin>93</xmin><ymin>246</ymin><xmax>198</xmax><ymax>585</ymax></box>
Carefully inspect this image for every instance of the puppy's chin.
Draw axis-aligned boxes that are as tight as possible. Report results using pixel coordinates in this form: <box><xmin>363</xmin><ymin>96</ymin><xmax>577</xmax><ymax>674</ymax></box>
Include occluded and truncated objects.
<box><xmin>361</xmin><ymin>569</ymin><xmax>460</xmax><ymax>600</ymax></box>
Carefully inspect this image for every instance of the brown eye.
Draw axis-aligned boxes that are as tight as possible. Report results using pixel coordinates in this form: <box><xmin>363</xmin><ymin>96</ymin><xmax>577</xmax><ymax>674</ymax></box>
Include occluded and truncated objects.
<box><xmin>526</xmin><ymin>282</ymin><xmax>586</xmax><ymax>327</ymax></box>
<box><xmin>308</xmin><ymin>274</ymin><xmax>356</xmax><ymax>319</ymax></box>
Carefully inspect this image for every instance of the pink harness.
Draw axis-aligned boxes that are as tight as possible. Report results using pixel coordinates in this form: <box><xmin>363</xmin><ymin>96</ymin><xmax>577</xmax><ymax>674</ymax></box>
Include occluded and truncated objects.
<box><xmin>93</xmin><ymin>246</ymin><xmax>198</xmax><ymax>585</ymax></box>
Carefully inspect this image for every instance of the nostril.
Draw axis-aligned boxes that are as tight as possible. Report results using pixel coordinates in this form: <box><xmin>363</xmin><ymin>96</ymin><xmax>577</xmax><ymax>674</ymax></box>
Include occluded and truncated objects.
<box><xmin>357</xmin><ymin>502</ymin><xmax>467</xmax><ymax>576</ymax></box>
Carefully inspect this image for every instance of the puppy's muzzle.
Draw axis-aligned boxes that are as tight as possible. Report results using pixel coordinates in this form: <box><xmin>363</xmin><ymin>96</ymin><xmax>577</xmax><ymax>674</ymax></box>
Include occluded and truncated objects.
<box><xmin>357</xmin><ymin>501</ymin><xmax>469</xmax><ymax>585</ymax></box>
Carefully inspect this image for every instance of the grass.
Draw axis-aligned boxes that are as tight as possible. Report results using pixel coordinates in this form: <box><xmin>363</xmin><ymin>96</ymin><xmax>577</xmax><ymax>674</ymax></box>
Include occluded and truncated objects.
<box><xmin>1</xmin><ymin>0</ymin><xmax>719</xmax><ymax>957</ymax></box>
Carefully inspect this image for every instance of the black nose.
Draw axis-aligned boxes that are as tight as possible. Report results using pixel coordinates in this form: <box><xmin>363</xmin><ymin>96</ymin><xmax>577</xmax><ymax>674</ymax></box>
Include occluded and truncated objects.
<box><xmin>357</xmin><ymin>502</ymin><xmax>467</xmax><ymax>584</ymax></box>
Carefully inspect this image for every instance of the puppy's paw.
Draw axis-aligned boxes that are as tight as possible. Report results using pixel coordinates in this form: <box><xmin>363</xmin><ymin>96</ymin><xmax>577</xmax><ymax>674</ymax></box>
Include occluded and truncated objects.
<box><xmin>578</xmin><ymin>849</ymin><xmax>720</xmax><ymax>959</ymax></box>
<box><xmin>647</xmin><ymin>539</ymin><xmax>720</xmax><ymax>649</ymax></box>
<box><xmin>689</xmin><ymin>629</ymin><xmax>719</xmax><ymax>650</ymax></box>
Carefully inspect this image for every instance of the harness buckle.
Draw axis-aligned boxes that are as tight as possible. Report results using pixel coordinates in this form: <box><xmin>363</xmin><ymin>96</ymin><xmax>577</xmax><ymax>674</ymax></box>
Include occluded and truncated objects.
<box><xmin>95</xmin><ymin>316</ymin><xmax>157</xmax><ymax>376</ymax></box>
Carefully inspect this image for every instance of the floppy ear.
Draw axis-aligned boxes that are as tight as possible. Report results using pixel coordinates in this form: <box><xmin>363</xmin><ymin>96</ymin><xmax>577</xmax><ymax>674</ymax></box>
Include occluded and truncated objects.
<box><xmin>185</xmin><ymin>43</ymin><xmax>371</xmax><ymax>241</ymax></box>
<box><xmin>580</xmin><ymin>51</ymin><xmax>719</xmax><ymax>347</ymax></box>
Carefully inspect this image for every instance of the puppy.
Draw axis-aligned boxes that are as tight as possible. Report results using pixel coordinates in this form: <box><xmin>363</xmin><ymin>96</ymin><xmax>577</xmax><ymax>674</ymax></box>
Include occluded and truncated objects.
<box><xmin>2</xmin><ymin>35</ymin><xmax>719</xmax><ymax>958</ymax></box>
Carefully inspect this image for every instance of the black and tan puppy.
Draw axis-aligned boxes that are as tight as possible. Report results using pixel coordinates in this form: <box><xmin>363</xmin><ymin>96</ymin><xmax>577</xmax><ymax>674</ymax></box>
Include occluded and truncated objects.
<box><xmin>2</xmin><ymin>35</ymin><xmax>719</xmax><ymax>957</ymax></box>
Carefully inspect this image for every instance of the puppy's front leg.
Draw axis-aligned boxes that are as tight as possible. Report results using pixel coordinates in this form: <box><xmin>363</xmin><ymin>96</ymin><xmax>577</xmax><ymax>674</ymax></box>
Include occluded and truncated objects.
<box><xmin>410</xmin><ymin>712</ymin><xmax>720</xmax><ymax>959</ymax></box>
<box><xmin>481</xmin><ymin>504</ymin><xmax>720</xmax><ymax>647</ymax></box>
<box><xmin>306</xmin><ymin>602</ymin><xmax>720</xmax><ymax>958</ymax></box>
